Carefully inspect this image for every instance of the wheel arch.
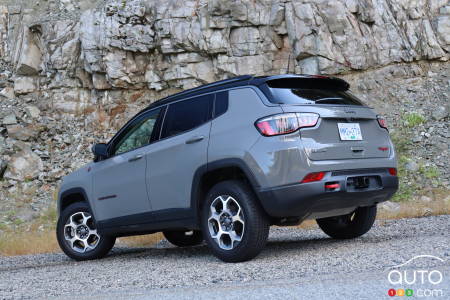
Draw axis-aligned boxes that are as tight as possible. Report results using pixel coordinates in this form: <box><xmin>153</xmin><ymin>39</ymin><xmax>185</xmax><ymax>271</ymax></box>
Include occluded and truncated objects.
<box><xmin>58</xmin><ymin>187</ymin><xmax>92</xmax><ymax>216</ymax></box>
<box><xmin>191</xmin><ymin>158</ymin><xmax>262</xmax><ymax>227</ymax></box>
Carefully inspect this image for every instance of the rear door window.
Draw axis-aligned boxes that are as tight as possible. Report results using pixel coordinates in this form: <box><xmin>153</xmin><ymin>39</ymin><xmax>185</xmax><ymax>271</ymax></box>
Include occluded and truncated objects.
<box><xmin>161</xmin><ymin>94</ymin><xmax>213</xmax><ymax>139</ymax></box>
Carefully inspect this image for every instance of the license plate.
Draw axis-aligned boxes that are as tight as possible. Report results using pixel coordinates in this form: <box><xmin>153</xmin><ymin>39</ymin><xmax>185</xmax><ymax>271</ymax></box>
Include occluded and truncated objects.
<box><xmin>337</xmin><ymin>123</ymin><xmax>363</xmax><ymax>141</ymax></box>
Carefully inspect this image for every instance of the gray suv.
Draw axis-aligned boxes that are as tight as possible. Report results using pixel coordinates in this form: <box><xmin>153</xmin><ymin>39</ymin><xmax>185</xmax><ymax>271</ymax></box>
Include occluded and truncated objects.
<box><xmin>57</xmin><ymin>75</ymin><xmax>398</xmax><ymax>262</ymax></box>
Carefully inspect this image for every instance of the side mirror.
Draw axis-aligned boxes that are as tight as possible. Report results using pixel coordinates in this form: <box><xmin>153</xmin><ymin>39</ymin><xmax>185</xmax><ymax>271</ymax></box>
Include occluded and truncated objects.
<box><xmin>92</xmin><ymin>143</ymin><xmax>109</xmax><ymax>161</ymax></box>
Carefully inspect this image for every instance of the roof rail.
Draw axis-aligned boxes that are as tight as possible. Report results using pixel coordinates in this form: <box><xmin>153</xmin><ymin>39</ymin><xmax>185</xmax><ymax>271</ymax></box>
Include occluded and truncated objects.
<box><xmin>145</xmin><ymin>75</ymin><xmax>253</xmax><ymax>110</ymax></box>
<box><xmin>168</xmin><ymin>75</ymin><xmax>253</xmax><ymax>99</ymax></box>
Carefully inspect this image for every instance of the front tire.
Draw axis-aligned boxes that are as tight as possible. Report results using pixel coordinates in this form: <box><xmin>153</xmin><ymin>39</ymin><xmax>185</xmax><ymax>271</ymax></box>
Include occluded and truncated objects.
<box><xmin>201</xmin><ymin>180</ymin><xmax>269</xmax><ymax>263</ymax></box>
<box><xmin>316</xmin><ymin>205</ymin><xmax>377</xmax><ymax>239</ymax></box>
<box><xmin>57</xmin><ymin>202</ymin><xmax>115</xmax><ymax>260</ymax></box>
<box><xmin>163</xmin><ymin>230</ymin><xmax>203</xmax><ymax>247</ymax></box>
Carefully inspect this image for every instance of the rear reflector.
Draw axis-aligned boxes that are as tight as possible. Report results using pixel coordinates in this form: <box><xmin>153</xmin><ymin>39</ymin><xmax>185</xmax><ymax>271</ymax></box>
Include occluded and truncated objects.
<box><xmin>325</xmin><ymin>183</ymin><xmax>340</xmax><ymax>189</ymax></box>
<box><xmin>301</xmin><ymin>172</ymin><xmax>325</xmax><ymax>183</ymax></box>
<box><xmin>255</xmin><ymin>113</ymin><xmax>319</xmax><ymax>136</ymax></box>
<box><xmin>388</xmin><ymin>168</ymin><xmax>397</xmax><ymax>176</ymax></box>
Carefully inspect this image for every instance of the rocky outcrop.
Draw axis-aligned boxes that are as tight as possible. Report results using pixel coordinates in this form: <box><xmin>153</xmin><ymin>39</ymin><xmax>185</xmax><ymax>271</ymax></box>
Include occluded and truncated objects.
<box><xmin>0</xmin><ymin>1</ymin><xmax>448</xmax><ymax>102</ymax></box>
<box><xmin>0</xmin><ymin>0</ymin><xmax>448</xmax><ymax>225</ymax></box>
<box><xmin>3</xmin><ymin>145</ymin><xmax>44</xmax><ymax>181</ymax></box>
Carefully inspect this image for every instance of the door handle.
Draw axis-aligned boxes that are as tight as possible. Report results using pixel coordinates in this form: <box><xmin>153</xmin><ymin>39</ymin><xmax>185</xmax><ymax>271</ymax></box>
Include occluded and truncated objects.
<box><xmin>185</xmin><ymin>135</ymin><xmax>205</xmax><ymax>144</ymax></box>
<box><xmin>128</xmin><ymin>154</ymin><xmax>143</xmax><ymax>162</ymax></box>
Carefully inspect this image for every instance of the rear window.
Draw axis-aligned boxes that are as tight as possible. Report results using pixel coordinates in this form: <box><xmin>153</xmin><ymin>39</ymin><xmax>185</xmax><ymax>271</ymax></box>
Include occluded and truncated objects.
<box><xmin>268</xmin><ymin>88</ymin><xmax>365</xmax><ymax>106</ymax></box>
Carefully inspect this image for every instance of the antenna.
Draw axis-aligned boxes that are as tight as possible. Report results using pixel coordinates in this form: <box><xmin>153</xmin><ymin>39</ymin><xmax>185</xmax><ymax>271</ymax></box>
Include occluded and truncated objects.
<box><xmin>286</xmin><ymin>54</ymin><xmax>291</xmax><ymax>74</ymax></box>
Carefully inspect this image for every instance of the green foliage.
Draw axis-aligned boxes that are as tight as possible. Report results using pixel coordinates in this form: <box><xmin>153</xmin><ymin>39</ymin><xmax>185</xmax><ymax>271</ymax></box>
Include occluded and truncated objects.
<box><xmin>37</xmin><ymin>205</ymin><xmax>57</xmax><ymax>227</ymax></box>
<box><xmin>391</xmin><ymin>131</ymin><xmax>411</xmax><ymax>154</ymax></box>
<box><xmin>419</xmin><ymin>165</ymin><xmax>440</xmax><ymax>179</ymax></box>
<box><xmin>404</xmin><ymin>113</ymin><xmax>426</xmax><ymax>127</ymax></box>
<box><xmin>391</xmin><ymin>155</ymin><xmax>415</xmax><ymax>202</ymax></box>
<box><xmin>13</xmin><ymin>219</ymin><xmax>24</xmax><ymax>226</ymax></box>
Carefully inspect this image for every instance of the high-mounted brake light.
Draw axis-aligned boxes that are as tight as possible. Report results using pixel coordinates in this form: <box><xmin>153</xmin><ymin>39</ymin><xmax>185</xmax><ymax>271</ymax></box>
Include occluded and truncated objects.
<box><xmin>377</xmin><ymin>116</ymin><xmax>388</xmax><ymax>130</ymax></box>
<box><xmin>255</xmin><ymin>113</ymin><xmax>319</xmax><ymax>136</ymax></box>
<box><xmin>301</xmin><ymin>172</ymin><xmax>325</xmax><ymax>183</ymax></box>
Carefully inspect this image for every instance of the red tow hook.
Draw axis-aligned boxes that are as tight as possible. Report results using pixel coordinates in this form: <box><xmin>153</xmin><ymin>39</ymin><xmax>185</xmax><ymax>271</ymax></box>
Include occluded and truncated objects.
<box><xmin>325</xmin><ymin>183</ymin><xmax>340</xmax><ymax>190</ymax></box>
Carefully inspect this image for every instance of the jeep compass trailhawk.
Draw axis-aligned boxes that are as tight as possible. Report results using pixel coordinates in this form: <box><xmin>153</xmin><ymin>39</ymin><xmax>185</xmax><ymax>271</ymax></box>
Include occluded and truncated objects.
<box><xmin>57</xmin><ymin>75</ymin><xmax>398</xmax><ymax>262</ymax></box>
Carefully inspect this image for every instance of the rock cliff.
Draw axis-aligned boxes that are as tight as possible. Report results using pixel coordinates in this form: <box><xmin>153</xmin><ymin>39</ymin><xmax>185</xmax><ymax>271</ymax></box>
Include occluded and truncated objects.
<box><xmin>0</xmin><ymin>0</ymin><xmax>448</xmax><ymax>224</ymax></box>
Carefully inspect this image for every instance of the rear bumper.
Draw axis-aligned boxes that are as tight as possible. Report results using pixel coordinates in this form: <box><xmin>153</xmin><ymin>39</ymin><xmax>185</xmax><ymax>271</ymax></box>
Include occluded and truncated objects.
<box><xmin>257</xmin><ymin>168</ymin><xmax>398</xmax><ymax>219</ymax></box>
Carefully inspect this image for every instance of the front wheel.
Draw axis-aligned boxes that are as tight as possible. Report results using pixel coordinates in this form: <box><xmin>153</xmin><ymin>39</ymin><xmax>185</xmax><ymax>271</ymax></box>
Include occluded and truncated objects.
<box><xmin>201</xmin><ymin>180</ymin><xmax>270</xmax><ymax>263</ymax></box>
<box><xmin>56</xmin><ymin>202</ymin><xmax>115</xmax><ymax>260</ymax></box>
<box><xmin>316</xmin><ymin>205</ymin><xmax>377</xmax><ymax>239</ymax></box>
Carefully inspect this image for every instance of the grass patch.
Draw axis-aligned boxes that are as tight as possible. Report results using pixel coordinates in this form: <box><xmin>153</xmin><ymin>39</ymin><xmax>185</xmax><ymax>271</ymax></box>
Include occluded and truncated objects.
<box><xmin>0</xmin><ymin>230</ymin><xmax>59</xmax><ymax>256</ymax></box>
<box><xmin>419</xmin><ymin>165</ymin><xmax>440</xmax><ymax>179</ymax></box>
<box><xmin>404</xmin><ymin>112</ymin><xmax>426</xmax><ymax>127</ymax></box>
<box><xmin>0</xmin><ymin>229</ymin><xmax>163</xmax><ymax>256</ymax></box>
<box><xmin>378</xmin><ymin>193</ymin><xmax>450</xmax><ymax>220</ymax></box>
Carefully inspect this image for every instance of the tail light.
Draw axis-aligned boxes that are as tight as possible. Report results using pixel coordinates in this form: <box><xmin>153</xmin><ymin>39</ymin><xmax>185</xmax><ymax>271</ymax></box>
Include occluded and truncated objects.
<box><xmin>377</xmin><ymin>116</ymin><xmax>388</xmax><ymax>130</ymax></box>
<box><xmin>255</xmin><ymin>113</ymin><xmax>319</xmax><ymax>136</ymax></box>
<box><xmin>388</xmin><ymin>168</ymin><xmax>397</xmax><ymax>176</ymax></box>
<box><xmin>301</xmin><ymin>172</ymin><xmax>325</xmax><ymax>183</ymax></box>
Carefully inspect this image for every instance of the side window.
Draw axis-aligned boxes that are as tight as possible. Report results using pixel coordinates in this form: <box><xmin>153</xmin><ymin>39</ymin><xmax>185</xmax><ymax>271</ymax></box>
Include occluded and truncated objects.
<box><xmin>214</xmin><ymin>91</ymin><xmax>228</xmax><ymax>117</ymax></box>
<box><xmin>113</xmin><ymin>108</ymin><xmax>162</xmax><ymax>155</ymax></box>
<box><xmin>161</xmin><ymin>94</ymin><xmax>213</xmax><ymax>139</ymax></box>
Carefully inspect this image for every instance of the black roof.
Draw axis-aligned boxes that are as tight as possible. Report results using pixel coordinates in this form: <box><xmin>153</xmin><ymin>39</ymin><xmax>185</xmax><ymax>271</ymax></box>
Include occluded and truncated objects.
<box><xmin>146</xmin><ymin>74</ymin><xmax>350</xmax><ymax>110</ymax></box>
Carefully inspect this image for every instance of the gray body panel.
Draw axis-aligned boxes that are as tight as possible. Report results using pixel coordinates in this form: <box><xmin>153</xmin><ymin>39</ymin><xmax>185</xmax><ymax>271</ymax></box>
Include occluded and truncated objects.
<box><xmin>58</xmin><ymin>164</ymin><xmax>95</xmax><ymax>215</ymax></box>
<box><xmin>208</xmin><ymin>87</ymin><xmax>283</xmax><ymax>177</ymax></box>
<box><xmin>92</xmin><ymin>147</ymin><xmax>151</xmax><ymax>221</ymax></box>
<box><xmin>146</xmin><ymin>122</ymin><xmax>210</xmax><ymax>211</ymax></box>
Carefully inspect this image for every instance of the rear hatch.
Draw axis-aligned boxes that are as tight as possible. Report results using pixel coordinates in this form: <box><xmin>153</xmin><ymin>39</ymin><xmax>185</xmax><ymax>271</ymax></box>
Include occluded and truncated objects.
<box><xmin>263</xmin><ymin>77</ymin><xmax>392</xmax><ymax>160</ymax></box>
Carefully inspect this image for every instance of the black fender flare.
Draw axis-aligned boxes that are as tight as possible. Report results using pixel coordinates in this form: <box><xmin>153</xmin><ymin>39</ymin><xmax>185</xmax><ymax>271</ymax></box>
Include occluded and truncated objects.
<box><xmin>58</xmin><ymin>187</ymin><xmax>93</xmax><ymax>215</ymax></box>
<box><xmin>190</xmin><ymin>158</ymin><xmax>261</xmax><ymax>226</ymax></box>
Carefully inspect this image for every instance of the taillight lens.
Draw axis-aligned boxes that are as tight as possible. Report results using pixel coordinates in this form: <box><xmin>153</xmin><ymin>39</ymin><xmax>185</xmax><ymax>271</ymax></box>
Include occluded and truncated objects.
<box><xmin>255</xmin><ymin>113</ymin><xmax>319</xmax><ymax>136</ymax></box>
<box><xmin>388</xmin><ymin>168</ymin><xmax>397</xmax><ymax>176</ymax></box>
<box><xmin>301</xmin><ymin>172</ymin><xmax>325</xmax><ymax>183</ymax></box>
<box><xmin>377</xmin><ymin>116</ymin><xmax>388</xmax><ymax>130</ymax></box>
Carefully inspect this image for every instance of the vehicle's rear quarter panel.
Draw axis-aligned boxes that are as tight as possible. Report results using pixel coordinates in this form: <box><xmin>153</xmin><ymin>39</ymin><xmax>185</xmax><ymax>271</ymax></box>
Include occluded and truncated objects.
<box><xmin>208</xmin><ymin>87</ymin><xmax>283</xmax><ymax>187</ymax></box>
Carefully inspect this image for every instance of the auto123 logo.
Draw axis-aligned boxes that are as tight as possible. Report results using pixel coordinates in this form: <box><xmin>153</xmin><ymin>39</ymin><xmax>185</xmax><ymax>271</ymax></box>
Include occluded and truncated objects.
<box><xmin>387</xmin><ymin>255</ymin><xmax>446</xmax><ymax>297</ymax></box>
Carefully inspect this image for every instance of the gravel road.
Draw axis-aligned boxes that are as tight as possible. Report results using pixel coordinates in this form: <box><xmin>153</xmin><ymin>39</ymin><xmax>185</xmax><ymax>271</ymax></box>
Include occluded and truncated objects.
<box><xmin>1</xmin><ymin>215</ymin><xmax>449</xmax><ymax>300</ymax></box>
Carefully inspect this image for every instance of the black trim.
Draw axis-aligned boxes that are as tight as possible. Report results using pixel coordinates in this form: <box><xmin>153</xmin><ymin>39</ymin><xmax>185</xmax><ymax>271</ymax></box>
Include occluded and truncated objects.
<box><xmin>150</xmin><ymin>105</ymin><xmax>167</xmax><ymax>143</ymax></box>
<box><xmin>97</xmin><ymin>195</ymin><xmax>117</xmax><ymax>201</ymax></box>
<box><xmin>58</xmin><ymin>187</ymin><xmax>92</xmax><ymax>215</ymax></box>
<box><xmin>213</xmin><ymin>90</ymin><xmax>229</xmax><ymax>118</ymax></box>
<box><xmin>189</xmin><ymin>158</ymin><xmax>262</xmax><ymax>227</ymax></box>
<box><xmin>257</xmin><ymin>169</ymin><xmax>398</xmax><ymax>219</ymax></box>
<box><xmin>190</xmin><ymin>164</ymin><xmax>208</xmax><ymax>227</ymax></box>
<box><xmin>207</xmin><ymin>158</ymin><xmax>260</xmax><ymax>188</ymax></box>
<box><xmin>144</xmin><ymin>74</ymin><xmax>349</xmax><ymax>111</ymax></box>
<box><xmin>97</xmin><ymin>208</ymin><xmax>194</xmax><ymax>236</ymax></box>
<box><xmin>146</xmin><ymin>75</ymin><xmax>252</xmax><ymax>110</ymax></box>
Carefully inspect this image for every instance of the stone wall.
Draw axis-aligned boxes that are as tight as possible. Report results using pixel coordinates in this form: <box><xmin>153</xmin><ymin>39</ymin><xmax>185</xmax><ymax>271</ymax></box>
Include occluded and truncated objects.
<box><xmin>0</xmin><ymin>0</ymin><xmax>448</xmax><ymax>223</ymax></box>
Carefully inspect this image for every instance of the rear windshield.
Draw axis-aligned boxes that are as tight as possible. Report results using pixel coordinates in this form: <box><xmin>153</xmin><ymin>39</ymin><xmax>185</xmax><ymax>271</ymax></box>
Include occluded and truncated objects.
<box><xmin>268</xmin><ymin>87</ymin><xmax>364</xmax><ymax>106</ymax></box>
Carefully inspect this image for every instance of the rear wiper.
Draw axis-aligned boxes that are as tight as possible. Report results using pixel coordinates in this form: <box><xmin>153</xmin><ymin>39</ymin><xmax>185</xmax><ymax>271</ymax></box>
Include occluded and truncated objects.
<box><xmin>314</xmin><ymin>97</ymin><xmax>345</xmax><ymax>103</ymax></box>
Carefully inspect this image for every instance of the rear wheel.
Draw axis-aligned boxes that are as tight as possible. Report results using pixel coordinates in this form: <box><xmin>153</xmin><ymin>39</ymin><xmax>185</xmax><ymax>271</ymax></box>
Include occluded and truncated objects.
<box><xmin>201</xmin><ymin>180</ymin><xmax>269</xmax><ymax>263</ymax></box>
<box><xmin>163</xmin><ymin>230</ymin><xmax>203</xmax><ymax>247</ymax></box>
<box><xmin>316</xmin><ymin>205</ymin><xmax>377</xmax><ymax>239</ymax></box>
<box><xmin>57</xmin><ymin>202</ymin><xmax>115</xmax><ymax>260</ymax></box>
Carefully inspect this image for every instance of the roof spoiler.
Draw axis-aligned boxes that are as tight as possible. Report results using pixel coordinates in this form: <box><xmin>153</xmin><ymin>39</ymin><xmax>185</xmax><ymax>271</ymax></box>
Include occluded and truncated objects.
<box><xmin>255</xmin><ymin>75</ymin><xmax>350</xmax><ymax>91</ymax></box>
